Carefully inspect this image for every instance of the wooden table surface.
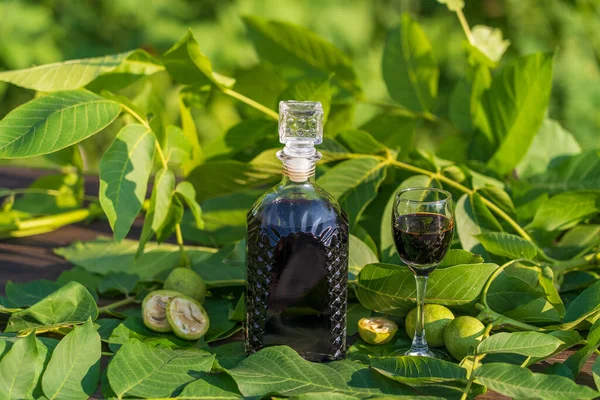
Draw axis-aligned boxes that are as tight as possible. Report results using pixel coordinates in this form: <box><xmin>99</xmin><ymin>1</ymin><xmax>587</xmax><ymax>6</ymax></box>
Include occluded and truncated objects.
<box><xmin>1</xmin><ymin>167</ymin><xmax>597</xmax><ymax>400</ymax></box>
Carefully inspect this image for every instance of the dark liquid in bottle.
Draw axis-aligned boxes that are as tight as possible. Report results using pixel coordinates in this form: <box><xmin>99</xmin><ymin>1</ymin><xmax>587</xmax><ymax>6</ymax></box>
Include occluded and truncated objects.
<box><xmin>246</xmin><ymin>199</ymin><xmax>348</xmax><ymax>361</ymax></box>
<box><xmin>393</xmin><ymin>213</ymin><xmax>453</xmax><ymax>276</ymax></box>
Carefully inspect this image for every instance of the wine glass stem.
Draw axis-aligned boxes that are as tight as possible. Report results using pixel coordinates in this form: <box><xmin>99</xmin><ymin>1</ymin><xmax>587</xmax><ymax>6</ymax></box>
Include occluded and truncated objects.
<box><xmin>412</xmin><ymin>274</ymin><xmax>429</xmax><ymax>352</ymax></box>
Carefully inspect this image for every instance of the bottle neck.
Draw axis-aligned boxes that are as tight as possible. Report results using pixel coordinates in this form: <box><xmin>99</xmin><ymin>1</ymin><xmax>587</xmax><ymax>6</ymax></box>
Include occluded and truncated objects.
<box><xmin>277</xmin><ymin>149</ymin><xmax>321</xmax><ymax>184</ymax></box>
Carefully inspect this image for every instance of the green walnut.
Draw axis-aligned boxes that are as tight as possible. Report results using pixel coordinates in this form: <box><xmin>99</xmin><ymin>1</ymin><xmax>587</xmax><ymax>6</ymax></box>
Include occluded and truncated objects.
<box><xmin>142</xmin><ymin>289</ymin><xmax>181</xmax><ymax>332</ymax></box>
<box><xmin>166</xmin><ymin>295</ymin><xmax>210</xmax><ymax>340</ymax></box>
<box><xmin>444</xmin><ymin>316</ymin><xmax>485</xmax><ymax>360</ymax></box>
<box><xmin>163</xmin><ymin>267</ymin><xmax>207</xmax><ymax>303</ymax></box>
<box><xmin>405</xmin><ymin>304</ymin><xmax>455</xmax><ymax>348</ymax></box>
<box><xmin>357</xmin><ymin>317</ymin><xmax>398</xmax><ymax>345</ymax></box>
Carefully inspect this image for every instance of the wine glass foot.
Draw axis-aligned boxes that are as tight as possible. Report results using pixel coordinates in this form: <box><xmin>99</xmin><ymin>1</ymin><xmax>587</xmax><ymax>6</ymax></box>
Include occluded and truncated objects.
<box><xmin>404</xmin><ymin>347</ymin><xmax>436</xmax><ymax>357</ymax></box>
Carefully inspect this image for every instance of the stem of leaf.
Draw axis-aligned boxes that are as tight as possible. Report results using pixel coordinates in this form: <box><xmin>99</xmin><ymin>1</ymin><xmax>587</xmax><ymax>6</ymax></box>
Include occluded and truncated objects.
<box><xmin>461</xmin><ymin>323</ymin><xmax>493</xmax><ymax>400</ymax></box>
<box><xmin>456</xmin><ymin>8</ymin><xmax>474</xmax><ymax>44</ymax></box>
<box><xmin>175</xmin><ymin>223</ymin><xmax>189</xmax><ymax>267</ymax></box>
<box><xmin>98</xmin><ymin>296</ymin><xmax>137</xmax><ymax>314</ymax></box>
<box><xmin>101</xmin><ymin>352</ymin><xmax>114</xmax><ymax>357</ymax></box>
<box><xmin>222</xmin><ymin>88</ymin><xmax>279</xmax><ymax>120</ymax></box>
<box><xmin>120</xmin><ymin>104</ymin><xmax>169</xmax><ymax>170</ymax></box>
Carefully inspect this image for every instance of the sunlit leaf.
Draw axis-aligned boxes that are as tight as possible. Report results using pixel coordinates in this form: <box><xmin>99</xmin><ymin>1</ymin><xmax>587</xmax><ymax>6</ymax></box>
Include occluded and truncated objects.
<box><xmin>356</xmin><ymin>262</ymin><xmax>498</xmax><ymax>315</ymax></box>
<box><xmin>243</xmin><ymin>16</ymin><xmax>362</xmax><ymax>97</ymax></box>
<box><xmin>107</xmin><ymin>339</ymin><xmax>214</xmax><ymax>398</ymax></box>
<box><xmin>41</xmin><ymin>320</ymin><xmax>101</xmax><ymax>400</ymax></box>
<box><xmin>0</xmin><ymin>50</ymin><xmax>162</xmax><ymax>92</ymax></box>
<box><xmin>0</xmin><ymin>90</ymin><xmax>120</xmax><ymax>159</ymax></box>
<box><xmin>474</xmin><ymin>362</ymin><xmax>598</xmax><ymax>399</ymax></box>
<box><xmin>382</xmin><ymin>14</ymin><xmax>438</xmax><ymax>112</ymax></box>
<box><xmin>99</xmin><ymin>123</ymin><xmax>155</xmax><ymax>242</ymax></box>
<box><xmin>6</xmin><ymin>282</ymin><xmax>98</xmax><ymax>333</ymax></box>
<box><xmin>228</xmin><ymin>346</ymin><xmax>411</xmax><ymax>396</ymax></box>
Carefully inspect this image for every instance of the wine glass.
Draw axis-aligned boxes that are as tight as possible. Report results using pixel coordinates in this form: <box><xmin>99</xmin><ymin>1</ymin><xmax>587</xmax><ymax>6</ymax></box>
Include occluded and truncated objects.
<box><xmin>392</xmin><ymin>187</ymin><xmax>454</xmax><ymax>357</ymax></box>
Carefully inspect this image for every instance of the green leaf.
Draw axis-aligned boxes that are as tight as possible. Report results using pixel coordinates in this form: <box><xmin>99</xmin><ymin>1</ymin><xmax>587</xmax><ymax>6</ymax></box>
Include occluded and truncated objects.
<box><xmin>527</xmin><ymin>191</ymin><xmax>600</xmax><ymax>231</ymax></box>
<box><xmin>356</xmin><ymin>262</ymin><xmax>498</xmax><ymax>316</ymax></box>
<box><xmin>175</xmin><ymin>181</ymin><xmax>204</xmax><ymax>229</ymax></box>
<box><xmin>521</xmin><ymin>150</ymin><xmax>600</xmax><ymax>196</ymax></box>
<box><xmin>371</xmin><ymin>356</ymin><xmax>467</xmax><ymax>384</ymax></box>
<box><xmin>13</xmin><ymin>172</ymin><xmax>83</xmax><ymax>215</ymax></box>
<box><xmin>337</xmin><ymin>130</ymin><xmax>388</xmax><ymax>155</ymax></box>
<box><xmin>346</xmin><ymin>303</ymin><xmax>372</xmax><ymax>336</ymax></box>
<box><xmin>0</xmin><ymin>332</ymin><xmax>46</xmax><ymax>400</ymax></box>
<box><xmin>107</xmin><ymin>339</ymin><xmax>214</xmax><ymax>399</ymax></box>
<box><xmin>527</xmin><ymin>330</ymin><xmax>585</xmax><ymax>366</ymax></box>
<box><xmin>474</xmin><ymin>363</ymin><xmax>598</xmax><ymax>400</ymax></box>
<box><xmin>232</xmin><ymin>64</ymin><xmax>286</xmax><ymax>113</ymax></box>
<box><xmin>516</xmin><ymin>119</ymin><xmax>581</xmax><ymax>179</ymax></box>
<box><xmin>188</xmin><ymin>157</ymin><xmax>279</xmax><ymax>202</ymax></box>
<box><xmin>5</xmin><ymin>280</ymin><xmax>60</xmax><ymax>307</ymax></box>
<box><xmin>243</xmin><ymin>16</ymin><xmax>362</xmax><ymax>97</ymax></box>
<box><xmin>0</xmin><ymin>90</ymin><xmax>120</xmax><ymax>159</ymax></box>
<box><xmin>41</xmin><ymin>320</ymin><xmax>101</xmax><ymax>400</ymax></box>
<box><xmin>475</xmin><ymin>232</ymin><xmax>537</xmax><ymax>260</ymax></box>
<box><xmin>164</xmin><ymin>125</ymin><xmax>192</xmax><ymax>166</ymax></box>
<box><xmin>137</xmin><ymin>168</ymin><xmax>176</xmax><ymax>255</ymax></box>
<box><xmin>564</xmin><ymin>319</ymin><xmax>600</xmax><ymax>377</ymax></box>
<box><xmin>203</xmin><ymin>298</ymin><xmax>239</xmax><ymax>343</ymax></box>
<box><xmin>455</xmin><ymin>193</ymin><xmax>502</xmax><ymax>258</ymax></box>
<box><xmin>360</xmin><ymin>113</ymin><xmax>416</xmax><ymax>158</ymax></box>
<box><xmin>0</xmin><ymin>50</ymin><xmax>162</xmax><ymax>92</ymax></box>
<box><xmin>382</xmin><ymin>14</ymin><xmax>438</xmax><ymax>112</ymax></box>
<box><xmin>98</xmin><ymin>272</ymin><xmax>138</xmax><ymax>295</ymax></box>
<box><xmin>486</xmin><ymin>261</ymin><xmax>563</xmax><ymax>324</ymax></box>
<box><xmin>6</xmin><ymin>282</ymin><xmax>98</xmax><ymax>333</ymax></box>
<box><xmin>155</xmin><ymin>195</ymin><xmax>185</xmax><ymax>243</ymax></box>
<box><xmin>438</xmin><ymin>249</ymin><xmax>484</xmax><ymax>267</ymax></box>
<box><xmin>108</xmin><ymin>317</ymin><xmax>199</xmax><ymax>351</ymax></box>
<box><xmin>228</xmin><ymin>346</ymin><xmax>411</xmax><ymax>396</ymax></box>
<box><xmin>278</xmin><ymin>77</ymin><xmax>332</xmax><ymax>122</ymax></box>
<box><xmin>178</xmin><ymin>87</ymin><xmax>209</xmax><ymax>176</ymax></box>
<box><xmin>477</xmin><ymin>332</ymin><xmax>563</xmax><ymax>357</ymax></box>
<box><xmin>56</xmin><ymin>268</ymin><xmax>102</xmax><ymax>296</ymax></box>
<box><xmin>349</xmin><ymin>234</ymin><xmax>379</xmax><ymax>281</ymax></box>
<box><xmin>317</xmin><ymin>157</ymin><xmax>388</xmax><ymax>227</ymax></box>
<box><xmin>204</xmin><ymin>118</ymin><xmax>277</xmax><ymax>160</ymax></box>
<box><xmin>228</xmin><ymin>294</ymin><xmax>245</xmax><ymax>322</ymax></box>
<box><xmin>555</xmin><ymin>225</ymin><xmax>600</xmax><ymax>260</ymax></box>
<box><xmin>96</xmin><ymin>319</ymin><xmax>121</xmax><ymax>342</ymax></box>
<box><xmin>99</xmin><ymin>123</ymin><xmax>156</xmax><ymax>242</ymax></box>
<box><xmin>177</xmin><ymin>373</ymin><xmax>241</xmax><ymax>399</ymax></box>
<box><xmin>380</xmin><ymin>175</ymin><xmax>439</xmax><ymax>263</ymax></box>
<box><xmin>162</xmin><ymin>29</ymin><xmax>232</xmax><ymax>89</ymax></box>
<box><xmin>54</xmin><ymin>238</ymin><xmax>243</xmax><ymax>286</ymax></box>
<box><xmin>211</xmin><ymin>342</ymin><xmax>246</xmax><ymax>370</ymax></box>
<box><xmin>477</xmin><ymin>52</ymin><xmax>554</xmax><ymax>175</ymax></box>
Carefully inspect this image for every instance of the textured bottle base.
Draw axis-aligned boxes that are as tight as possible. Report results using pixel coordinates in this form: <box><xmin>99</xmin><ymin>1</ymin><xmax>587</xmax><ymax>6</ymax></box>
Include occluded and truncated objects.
<box><xmin>245</xmin><ymin>200</ymin><xmax>348</xmax><ymax>361</ymax></box>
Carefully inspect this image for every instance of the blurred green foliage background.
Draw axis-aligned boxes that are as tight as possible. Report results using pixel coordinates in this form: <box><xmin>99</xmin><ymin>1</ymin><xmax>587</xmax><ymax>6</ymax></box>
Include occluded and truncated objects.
<box><xmin>1</xmin><ymin>0</ymin><xmax>598</xmax><ymax>169</ymax></box>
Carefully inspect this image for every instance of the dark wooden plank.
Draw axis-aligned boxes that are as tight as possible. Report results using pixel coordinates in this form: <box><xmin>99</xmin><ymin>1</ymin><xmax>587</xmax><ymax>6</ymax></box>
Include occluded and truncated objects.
<box><xmin>1</xmin><ymin>166</ymin><xmax>598</xmax><ymax>399</ymax></box>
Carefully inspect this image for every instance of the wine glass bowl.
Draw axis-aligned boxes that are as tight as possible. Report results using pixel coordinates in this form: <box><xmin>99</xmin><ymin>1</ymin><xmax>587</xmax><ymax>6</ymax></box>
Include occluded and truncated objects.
<box><xmin>392</xmin><ymin>187</ymin><xmax>454</xmax><ymax>357</ymax></box>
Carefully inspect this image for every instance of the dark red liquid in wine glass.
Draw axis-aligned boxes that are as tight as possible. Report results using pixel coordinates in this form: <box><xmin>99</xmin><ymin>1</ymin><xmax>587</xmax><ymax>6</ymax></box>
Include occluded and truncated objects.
<box><xmin>393</xmin><ymin>212</ymin><xmax>453</xmax><ymax>275</ymax></box>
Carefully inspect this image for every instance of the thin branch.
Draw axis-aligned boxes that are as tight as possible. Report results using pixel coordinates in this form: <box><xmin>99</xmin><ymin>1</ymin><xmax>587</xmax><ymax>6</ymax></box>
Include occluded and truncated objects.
<box><xmin>222</xmin><ymin>88</ymin><xmax>279</xmax><ymax>120</ymax></box>
<box><xmin>456</xmin><ymin>8</ymin><xmax>474</xmax><ymax>44</ymax></box>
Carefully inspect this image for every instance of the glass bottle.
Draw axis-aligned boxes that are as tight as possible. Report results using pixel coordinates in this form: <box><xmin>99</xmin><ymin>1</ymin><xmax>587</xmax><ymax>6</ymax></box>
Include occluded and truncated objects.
<box><xmin>245</xmin><ymin>100</ymin><xmax>349</xmax><ymax>362</ymax></box>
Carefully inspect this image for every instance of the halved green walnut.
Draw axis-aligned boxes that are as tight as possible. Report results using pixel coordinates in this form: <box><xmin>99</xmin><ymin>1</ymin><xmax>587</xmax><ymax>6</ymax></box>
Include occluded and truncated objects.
<box><xmin>358</xmin><ymin>317</ymin><xmax>398</xmax><ymax>345</ymax></box>
<box><xmin>142</xmin><ymin>290</ymin><xmax>181</xmax><ymax>332</ymax></box>
<box><xmin>166</xmin><ymin>295</ymin><xmax>210</xmax><ymax>340</ymax></box>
